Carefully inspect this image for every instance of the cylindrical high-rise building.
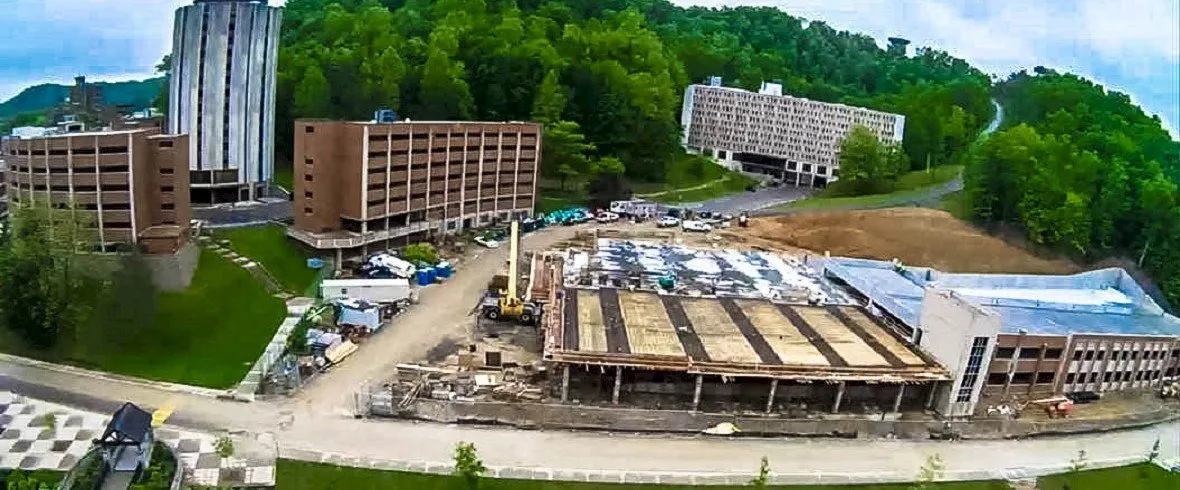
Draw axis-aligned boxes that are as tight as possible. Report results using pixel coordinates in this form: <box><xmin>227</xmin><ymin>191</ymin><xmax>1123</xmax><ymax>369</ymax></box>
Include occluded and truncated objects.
<box><xmin>168</xmin><ymin>0</ymin><xmax>281</xmax><ymax>205</ymax></box>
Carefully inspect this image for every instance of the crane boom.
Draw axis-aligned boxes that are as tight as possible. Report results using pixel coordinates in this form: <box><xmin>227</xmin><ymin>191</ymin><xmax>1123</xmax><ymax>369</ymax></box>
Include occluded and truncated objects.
<box><xmin>507</xmin><ymin>220</ymin><xmax>520</xmax><ymax>300</ymax></box>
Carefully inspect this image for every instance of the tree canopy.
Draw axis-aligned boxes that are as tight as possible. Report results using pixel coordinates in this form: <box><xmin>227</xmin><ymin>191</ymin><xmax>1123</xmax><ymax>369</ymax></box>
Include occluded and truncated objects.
<box><xmin>274</xmin><ymin>0</ymin><xmax>993</xmax><ymax>184</ymax></box>
<box><xmin>836</xmin><ymin>125</ymin><xmax>907</xmax><ymax>194</ymax></box>
<box><xmin>273</xmin><ymin>0</ymin><xmax>1176</xmax><ymax>308</ymax></box>
<box><xmin>964</xmin><ymin>69</ymin><xmax>1180</xmax><ymax>308</ymax></box>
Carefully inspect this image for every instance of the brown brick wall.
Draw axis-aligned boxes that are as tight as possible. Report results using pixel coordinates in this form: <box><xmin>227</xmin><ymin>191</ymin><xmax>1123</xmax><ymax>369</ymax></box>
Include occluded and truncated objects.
<box><xmin>4</xmin><ymin>129</ymin><xmax>192</xmax><ymax>253</ymax></box>
<box><xmin>293</xmin><ymin>120</ymin><xmax>541</xmax><ymax>248</ymax></box>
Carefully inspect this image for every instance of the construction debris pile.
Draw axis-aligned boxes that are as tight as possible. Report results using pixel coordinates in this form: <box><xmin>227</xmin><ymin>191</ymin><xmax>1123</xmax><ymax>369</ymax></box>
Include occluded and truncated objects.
<box><xmin>386</xmin><ymin>358</ymin><xmax>549</xmax><ymax>407</ymax></box>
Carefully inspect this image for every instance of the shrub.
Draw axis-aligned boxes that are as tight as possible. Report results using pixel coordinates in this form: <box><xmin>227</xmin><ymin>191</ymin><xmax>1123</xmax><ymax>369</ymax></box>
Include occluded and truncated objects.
<box><xmin>402</xmin><ymin>243</ymin><xmax>439</xmax><ymax>265</ymax></box>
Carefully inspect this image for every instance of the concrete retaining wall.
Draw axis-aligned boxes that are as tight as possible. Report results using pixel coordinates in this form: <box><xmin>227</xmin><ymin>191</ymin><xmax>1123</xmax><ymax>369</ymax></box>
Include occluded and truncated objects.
<box><xmin>371</xmin><ymin>396</ymin><xmax>1180</xmax><ymax>440</ymax></box>
<box><xmin>77</xmin><ymin>242</ymin><xmax>200</xmax><ymax>292</ymax></box>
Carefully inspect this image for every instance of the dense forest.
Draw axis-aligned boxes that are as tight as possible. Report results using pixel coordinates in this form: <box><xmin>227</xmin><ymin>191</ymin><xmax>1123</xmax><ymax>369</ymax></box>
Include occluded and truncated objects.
<box><xmin>274</xmin><ymin>0</ymin><xmax>993</xmax><ymax>183</ymax></box>
<box><xmin>272</xmin><ymin>0</ymin><xmax>1174</xmax><ymax>307</ymax></box>
<box><xmin>964</xmin><ymin>70</ymin><xmax>1180</xmax><ymax>308</ymax></box>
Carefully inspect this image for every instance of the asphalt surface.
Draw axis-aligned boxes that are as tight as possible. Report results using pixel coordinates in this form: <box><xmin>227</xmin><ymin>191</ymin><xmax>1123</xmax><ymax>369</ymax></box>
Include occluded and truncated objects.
<box><xmin>193</xmin><ymin>198</ymin><xmax>293</xmax><ymax>227</ymax></box>
<box><xmin>687</xmin><ymin>185</ymin><xmax>817</xmax><ymax>214</ymax></box>
<box><xmin>2</xmin><ymin>336</ymin><xmax>1178</xmax><ymax>485</ymax></box>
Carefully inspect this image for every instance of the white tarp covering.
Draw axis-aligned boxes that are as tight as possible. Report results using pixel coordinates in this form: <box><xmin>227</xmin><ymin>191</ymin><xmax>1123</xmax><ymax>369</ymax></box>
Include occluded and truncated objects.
<box><xmin>951</xmin><ymin>287</ymin><xmax>1132</xmax><ymax>307</ymax></box>
<box><xmin>565</xmin><ymin>239</ymin><xmax>851</xmax><ymax>302</ymax></box>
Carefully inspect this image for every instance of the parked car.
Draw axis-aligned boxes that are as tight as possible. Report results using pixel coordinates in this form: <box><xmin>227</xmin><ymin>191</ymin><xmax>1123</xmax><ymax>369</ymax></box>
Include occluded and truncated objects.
<box><xmin>595</xmin><ymin>211</ymin><xmax>620</xmax><ymax>223</ymax></box>
<box><xmin>1065</xmin><ymin>391</ymin><xmax>1101</xmax><ymax>404</ymax></box>
<box><xmin>657</xmin><ymin>216</ymin><xmax>681</xmax><ymax>228</ymax></box>
<box><xmin>474</xmin><ymin>235</ymin><xmax>500</xmax><ymax>248</ymax></box>
<box><xmin>681</xmin><ymin>220</ymin><xmax>713</xmax><ymax>232</ymax></box>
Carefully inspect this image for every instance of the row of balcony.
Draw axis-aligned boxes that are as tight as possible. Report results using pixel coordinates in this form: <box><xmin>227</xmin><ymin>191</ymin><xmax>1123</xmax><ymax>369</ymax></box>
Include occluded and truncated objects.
<box><xmin>7</xmin><ymin>154</ymin><xmax>134</xmax><ymax>169</ymax></box>
<box><xmin>356</xmin><ymin>199</ymin><xmax>533</xmax><ymax>221</ymax></box>
<box><xmin>363</xmin><ymin>183</ymin><xmax>534</xmax><ymax>203</ymax></box>
<box><xmin>364</xmin><ymin>150</ymin><xmax>538</xmax><ymax>166</ymax></box>
<box><xmin>9</xmin><ymin>172</ymin><xmax>133</xmax><ymax>187</ymax></box>
<box><xmin>366</xmin><ymin>137</ymin><xmax>539</xmax><ymax>153</ymax></box>
<box><xmin>366</xmin><ymin>169</ymin><xmax>535</xmax><ymax>187</ymax></box>
<box><xmin>10</xmin><ymin>189</ymin><xmax>132</xmax><ymax>206</ymax></box>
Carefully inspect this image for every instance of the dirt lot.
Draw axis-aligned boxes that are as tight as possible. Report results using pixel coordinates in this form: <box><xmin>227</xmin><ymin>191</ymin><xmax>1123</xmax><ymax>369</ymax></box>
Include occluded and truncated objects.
<box><xmin>732</xmin><ymin>208</ymin><xmax>1080</xmax><ymax>274</ymax></box>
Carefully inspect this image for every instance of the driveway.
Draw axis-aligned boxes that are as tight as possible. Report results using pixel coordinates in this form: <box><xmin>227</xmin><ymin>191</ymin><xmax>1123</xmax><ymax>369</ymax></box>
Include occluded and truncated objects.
<box><xmin>680</xmin><ymin>185</ymin><xmax>816</xmax><ymax>214</ymax></box>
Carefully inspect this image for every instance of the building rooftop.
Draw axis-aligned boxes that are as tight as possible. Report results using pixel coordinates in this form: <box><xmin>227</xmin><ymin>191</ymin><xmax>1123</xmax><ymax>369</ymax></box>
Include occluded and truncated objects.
<box><xmin>823</xmin><ymin>258</ymin><xmax>1180</xmax><ymax>338</ymax></box>
<box><xmin>552</xmin><ymin>287</ymin><xmax>948</xmax><ymax>382</ymax></box>
<box><xmin>690</xmin><ymin>83</ymin><xmax>905</xmax><ymax>117</ymax></box>
<box><xmin>10</xmin><ymin>128</ymin><xmax>147</xmax><ymax>140</ymax></box>
<box><xmin>563</xmin><ymin>238</ymin><xmax>853</xmax><ymax>303</ymax></box>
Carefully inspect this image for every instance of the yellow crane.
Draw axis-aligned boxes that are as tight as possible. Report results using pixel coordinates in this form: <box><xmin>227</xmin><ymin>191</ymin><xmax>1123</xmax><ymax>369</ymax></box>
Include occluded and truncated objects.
<box><xmin>481</xmin><ymin>220</ymin><xmax>542</xmax><ymax>325</ymax></box>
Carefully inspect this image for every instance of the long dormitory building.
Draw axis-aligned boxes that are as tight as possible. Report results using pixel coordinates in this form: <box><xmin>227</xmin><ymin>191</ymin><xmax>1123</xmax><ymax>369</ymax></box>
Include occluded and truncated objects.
<box><xmin>3</xmin><ymin>129</ymin><xmax>192</xmax><ymax>254</ymax></box>
<box><xmin>289</xmin><ymin>121</ymin><xmax>540</xmax><ymax>257</ymax></box>
<box><xmin>680</xmin><ymin>81</ymin><xmax>905</xmax><ymax>188</ymax></box>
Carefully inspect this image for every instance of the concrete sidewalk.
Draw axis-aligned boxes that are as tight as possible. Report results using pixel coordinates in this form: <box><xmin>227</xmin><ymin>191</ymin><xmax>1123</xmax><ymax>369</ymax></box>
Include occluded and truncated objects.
<box><xmin>2</xmin><ymin>358</ymin><xmax>1178</xmax><ymax>485</ymax></box>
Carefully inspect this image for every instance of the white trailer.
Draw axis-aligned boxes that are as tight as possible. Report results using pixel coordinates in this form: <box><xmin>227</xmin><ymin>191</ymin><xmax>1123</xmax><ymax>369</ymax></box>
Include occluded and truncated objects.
<box><xmin>609</xmin><ymin>199</ymin><xmax>660</xmax><ymax>218</ymax></box>
<box><xmin>321</xmin><ymin>278</ymin><xmax>413</xmax><ymax>305</ymax></box>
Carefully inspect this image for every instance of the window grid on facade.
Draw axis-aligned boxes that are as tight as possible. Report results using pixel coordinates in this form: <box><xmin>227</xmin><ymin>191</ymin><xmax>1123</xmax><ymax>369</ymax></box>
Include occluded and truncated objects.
<box><xmin>956</xmin><ymin>337</ymin><xmax>989</xmax><ymax>403</ymax></box>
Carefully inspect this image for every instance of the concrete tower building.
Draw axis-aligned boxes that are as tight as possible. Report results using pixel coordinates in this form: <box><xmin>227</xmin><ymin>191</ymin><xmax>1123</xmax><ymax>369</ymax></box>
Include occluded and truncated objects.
<box><xmin>168</xmin><ymin>0</ymin><xmax>282</xmax><ymax>204</ymax></box>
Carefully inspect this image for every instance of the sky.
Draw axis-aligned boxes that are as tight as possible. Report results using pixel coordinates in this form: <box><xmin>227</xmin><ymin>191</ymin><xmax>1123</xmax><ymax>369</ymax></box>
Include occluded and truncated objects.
<box><xmin>0</xmin><ymin>0</ymin><xmax>1176</xmax><ymax>136</ymax></box>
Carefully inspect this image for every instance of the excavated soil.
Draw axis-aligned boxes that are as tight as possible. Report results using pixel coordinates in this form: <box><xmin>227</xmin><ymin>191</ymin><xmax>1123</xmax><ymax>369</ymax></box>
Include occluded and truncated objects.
<box><xmin>736</xmin><ymin>208</ymin><xmax>1080</xmax><ymax>274</ymax></box>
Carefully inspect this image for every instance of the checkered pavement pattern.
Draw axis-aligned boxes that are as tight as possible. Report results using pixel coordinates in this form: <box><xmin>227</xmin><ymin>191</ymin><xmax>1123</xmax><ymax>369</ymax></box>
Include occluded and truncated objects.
<box><xmin>0</xmin><ymin>392</ymin><xmax>275</xmax><ymax>487</ymax></box>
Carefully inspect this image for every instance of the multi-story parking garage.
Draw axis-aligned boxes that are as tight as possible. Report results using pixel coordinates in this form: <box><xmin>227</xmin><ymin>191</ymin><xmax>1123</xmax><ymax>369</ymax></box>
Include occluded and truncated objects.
<box><xmin>680</xmin><ymin>79</ymin><xmax>905</xmax><ymax>188</ymax></box>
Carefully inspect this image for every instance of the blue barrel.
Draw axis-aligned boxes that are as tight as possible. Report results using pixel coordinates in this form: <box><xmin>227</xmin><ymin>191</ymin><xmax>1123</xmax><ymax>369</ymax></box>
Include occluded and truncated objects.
<box><xmin>424</xmin><ymin>267</ymin><xmax>437</xmax><ymax>284</ymax></box>
<box><xmin>436</xmin><ymin>261</ymin><xmax>453</xmax><ymax>278</ymax></box>
<box><xmin>416</xmin><ymin>269</ymin><xmax>432</xmax><ymax>286</ymax></box>
<box><xmin>306</xmin><ymin>258</ymin><xmax>324</xmax><ymax>269</ymax></box>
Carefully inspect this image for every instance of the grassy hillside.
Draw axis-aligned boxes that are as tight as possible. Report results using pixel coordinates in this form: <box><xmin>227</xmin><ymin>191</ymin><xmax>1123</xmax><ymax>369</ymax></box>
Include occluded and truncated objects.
<box><xmin>0</xmin><ymin>77</ymin><xmax>165</xmax><ymax>118</ymax></box>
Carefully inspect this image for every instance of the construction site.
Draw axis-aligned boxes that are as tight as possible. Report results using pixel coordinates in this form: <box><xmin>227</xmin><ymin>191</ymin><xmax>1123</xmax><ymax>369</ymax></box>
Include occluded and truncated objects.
<box><xmin>367</xmin><ymin>223</ymin><xmax>971</xmax><ymax>434</ymax></box>
<box><xmin>357</xmin><ymin>208</ymin><xmax>1180</xmax><ymax>438</ymax></box>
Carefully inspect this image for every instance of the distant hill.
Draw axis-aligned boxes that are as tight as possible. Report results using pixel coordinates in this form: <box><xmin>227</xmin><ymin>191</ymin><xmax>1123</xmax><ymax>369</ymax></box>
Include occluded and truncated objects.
<box><xmin>0</xmin><ymin>77</ymin><xmax>165</xmax><ymax>118</ymax></box>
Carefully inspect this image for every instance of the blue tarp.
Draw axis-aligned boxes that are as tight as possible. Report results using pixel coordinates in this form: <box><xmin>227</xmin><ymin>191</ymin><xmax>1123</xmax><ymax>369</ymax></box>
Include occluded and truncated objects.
<box><xmin>334</xmin><ymin>299</ymin><xmax>382</xmax><ymax>330</ymax></box>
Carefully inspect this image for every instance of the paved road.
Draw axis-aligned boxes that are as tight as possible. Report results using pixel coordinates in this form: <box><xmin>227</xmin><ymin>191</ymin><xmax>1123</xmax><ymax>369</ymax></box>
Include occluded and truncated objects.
<box><xmin>745</xmin><ymin>98</ymin><xmax>1002</xmax><ymax>217</ymax></box>
<box><xmin>689</xmin><ymin>185</ymin><xmax>816</xmax><ymax>214</ymax></box>
<box><xmin>2</xmin><ymin>358</ymin><xmax>1177</xmax><ymax>485</ymax></box>
<box><xmin>194</xmin><ymin>199</ymin><xmax>293</xmax><ymax>228</ymax></box>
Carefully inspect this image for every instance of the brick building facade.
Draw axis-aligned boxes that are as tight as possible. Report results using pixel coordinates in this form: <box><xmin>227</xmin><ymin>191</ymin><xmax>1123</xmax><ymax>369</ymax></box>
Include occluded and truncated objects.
<box><xmin>289</xmin><ymin>120</ymin><xmax>540</xmax><ymax>254</ymax></box>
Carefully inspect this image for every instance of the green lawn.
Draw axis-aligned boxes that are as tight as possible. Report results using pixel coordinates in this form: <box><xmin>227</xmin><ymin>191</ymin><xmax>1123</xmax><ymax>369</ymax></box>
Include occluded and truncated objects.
<box><xmin>778</xmin><ymin>166</ymin><xmax>962</xmax><ymax>211</ymax></box>
<box><xmin>276</xmin><ymin>460</ymin><xmax>1009</xmax><ymax>490</ymax></box>
<box><xmin>646</xmin><ymin>174</ymin><xmax>756</xmax><ymax>204</ymax></box>
<box><xmin>538</xmin><ymin>194</ymin><xmax>589</xmax><ymax>213</ymax></box>
<box><xmin>939</xmin><ymin>190</ymin><xmax>970</xmax><ymax>219</ymax></box>
<box><xmin>68</xmin><ymin>249</ymin><xmax>286</xmax><ymax>388</ymax></box>
<box><xmin>274</xmin><ymin>163</ymin><xmax>294</xmax><ymax>191</ymax></box>
<box><xmin>1038</xmin><ymin>463</ymin><xmax>1178</xmax><ymax>490</ymax></box>
<box><xmin>214</xmin><ymin>224</ymin><xmax>317</xmax><ymax>294</ymax></box>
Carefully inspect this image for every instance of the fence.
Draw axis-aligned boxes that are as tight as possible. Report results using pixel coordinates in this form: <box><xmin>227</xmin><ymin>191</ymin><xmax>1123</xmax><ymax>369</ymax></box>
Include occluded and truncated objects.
<box><xmin>364</xmin><ymin>393</ymin><xmax>1180</xmax><ymax>441</ymax></box>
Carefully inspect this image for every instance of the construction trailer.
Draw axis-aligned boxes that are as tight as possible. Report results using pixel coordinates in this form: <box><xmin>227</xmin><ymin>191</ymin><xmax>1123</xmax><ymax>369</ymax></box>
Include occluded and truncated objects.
<box><xmin>321</xmin><ymin>278</ymin><xmax>412</xmax><ymax>304</ymax></box>
<box><xmin>542</xmin><ymin>285</ymin><xmax>952</xmax><ymax>415</ymax></box>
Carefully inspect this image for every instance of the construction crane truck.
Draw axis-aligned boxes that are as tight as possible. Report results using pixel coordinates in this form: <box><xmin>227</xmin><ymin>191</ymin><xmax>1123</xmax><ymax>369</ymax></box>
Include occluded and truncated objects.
<box><xmin>481</xmin><ymin>220</ymin><xmax>543</xmax><ymax>325</ymax></box>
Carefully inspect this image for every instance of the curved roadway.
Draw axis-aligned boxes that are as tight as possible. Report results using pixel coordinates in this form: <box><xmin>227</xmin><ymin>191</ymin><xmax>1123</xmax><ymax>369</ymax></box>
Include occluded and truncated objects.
<box><xmin>2</xmin><ymin>223</ymin><xmax>1178</xmax><ymax>485</ymax></box>
<box><xmin>744</xmin><ymin>99</ymin><xmax>1006</xmax><ymax>216</ymax></box>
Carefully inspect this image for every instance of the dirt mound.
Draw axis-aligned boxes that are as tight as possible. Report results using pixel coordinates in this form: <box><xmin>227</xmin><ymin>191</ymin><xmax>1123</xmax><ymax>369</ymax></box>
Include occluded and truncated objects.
<box><xmin>740</xmin><ymin>208</ymin><xmax>1080</xmax><ymax>274</ymax></box>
